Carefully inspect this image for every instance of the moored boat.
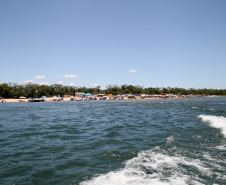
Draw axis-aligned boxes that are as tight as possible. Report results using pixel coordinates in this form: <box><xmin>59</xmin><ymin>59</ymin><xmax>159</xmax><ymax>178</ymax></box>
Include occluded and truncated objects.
<box><xmin>28</xmin><ymin>99</ymin><xmax>45</xmax><ymax>102</ymax></box>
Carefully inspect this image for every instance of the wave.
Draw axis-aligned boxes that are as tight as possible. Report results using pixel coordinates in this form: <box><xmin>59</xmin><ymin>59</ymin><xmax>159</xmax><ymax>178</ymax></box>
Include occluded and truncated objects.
<box><xmin>214</xmin><ymin>145</ymin><xmax>226</xmax><ymax>150</ymax></box>
<box><xmin>79</xmin><ymin>147</ymin><xmax>214</xmax><ymax>185</ymax></box>
<box><xmin>198</xmin><ymin>115</ymin><xmax>226</xmax><ymax>137</ymax></box>
<box><xmin>192</xmin><ymin>107</ymin><xmax>218</xmax><ymax>111</ymax></box>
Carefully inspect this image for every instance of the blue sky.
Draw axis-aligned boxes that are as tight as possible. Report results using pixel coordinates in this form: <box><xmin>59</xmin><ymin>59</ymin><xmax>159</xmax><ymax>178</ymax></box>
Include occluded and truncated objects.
<box><xmin>0</xmin><ymin>0</ymin><xmax>226</xmax><ymax>89</ymax></box>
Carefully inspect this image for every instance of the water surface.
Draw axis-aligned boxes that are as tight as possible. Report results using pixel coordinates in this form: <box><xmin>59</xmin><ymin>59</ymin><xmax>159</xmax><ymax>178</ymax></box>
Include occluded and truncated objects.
<box><xmin>0</xmin><ymin>97</ymin><xmax>226</xmax><ymax>184</ymax></box>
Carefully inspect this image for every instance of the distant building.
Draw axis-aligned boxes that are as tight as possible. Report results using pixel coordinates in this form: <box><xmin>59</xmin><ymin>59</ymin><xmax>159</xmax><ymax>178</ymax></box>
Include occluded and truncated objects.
<box><xmin>75</xmin><ymin>92</ymin><xmax>83</xmax><ymax>97</ymax></box>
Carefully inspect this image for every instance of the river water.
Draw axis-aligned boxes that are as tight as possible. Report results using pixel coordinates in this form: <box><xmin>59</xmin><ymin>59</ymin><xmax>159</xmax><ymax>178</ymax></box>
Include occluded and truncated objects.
<box><xmin>0</xmin><ymin>97</ymin><xmax>226</xmax><ymax>185</ymax></box>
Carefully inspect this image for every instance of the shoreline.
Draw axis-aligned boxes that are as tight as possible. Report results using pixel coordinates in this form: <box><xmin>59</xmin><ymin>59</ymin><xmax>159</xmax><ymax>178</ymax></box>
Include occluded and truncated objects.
<box><xmin>1</xmin><ymin>97</ymin><xmax>128</xmax><ymax>103</ymax></box>
<box><xmin>0</xmin><ymin>95</ymin><xmax>213</xmax><ymax>103</ymax></box>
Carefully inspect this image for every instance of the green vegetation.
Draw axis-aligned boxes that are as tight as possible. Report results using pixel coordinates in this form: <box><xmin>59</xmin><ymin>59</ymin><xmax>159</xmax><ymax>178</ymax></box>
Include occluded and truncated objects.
<box><xmin>0</xmin><ymin>83</ymin><xmax>226</xmax><ymax>98</ymax></box>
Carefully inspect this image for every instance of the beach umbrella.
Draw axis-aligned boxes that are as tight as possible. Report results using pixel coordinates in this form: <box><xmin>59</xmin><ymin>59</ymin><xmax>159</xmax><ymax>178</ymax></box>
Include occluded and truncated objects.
<box><xmin>85</xmin><ymin>93</ymin><xmax>92</xmax><ymax>96</ymax></box>
<box><xmin>80</xmin><ymin>93</ymin><xmax>86</xmax><ymax>97</ymax></box>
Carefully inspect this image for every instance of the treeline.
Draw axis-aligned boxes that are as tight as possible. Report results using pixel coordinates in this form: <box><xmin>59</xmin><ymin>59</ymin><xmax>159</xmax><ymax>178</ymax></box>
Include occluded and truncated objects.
<box><xmin>0</xmin><ymin>83</ymin><xmax>226</xmax><ymax>98</ymax></box>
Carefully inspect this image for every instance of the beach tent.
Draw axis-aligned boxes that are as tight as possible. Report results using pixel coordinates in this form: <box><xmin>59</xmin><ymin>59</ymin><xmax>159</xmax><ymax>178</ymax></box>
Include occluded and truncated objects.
<box><xmin>80</xmin><ymin>93</ymin><xmax>85</xmax><ymax>97</ymax></box>
<box><xmin>85</xmin><ymin>93</ymin><xmax>92</xmax><ymax>96</ymax></box>
<box><xmin>19</xmin><ymin>96</ymin><xmax>26</xmax><ymax>99</ymax></box>
<box><xmin>140</xmin><ymin>94</ymin><xmax>146</xmax><ymax>97</ymax></box>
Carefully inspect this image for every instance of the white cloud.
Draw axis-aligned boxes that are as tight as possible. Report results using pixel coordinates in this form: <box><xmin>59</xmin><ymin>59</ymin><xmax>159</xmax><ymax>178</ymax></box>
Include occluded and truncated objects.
<box><xmin>91</xmin><ymin>84</ymin><xmax>100</xmax><ymax>88</ymax></box>
<box><xmin>57</xmin><ymin>81</ymin><xmax>64</xmax><ymax>84</ymax></box>
<box><xmin>68</xmin><ymin>82</ymin><xmax>75</xmax><ymax>86</ymax></box>
<box><xmin>64</xmin><ymin>74</ymin><xmax>78</xmax><ymax>78</ymax></box>
<box><xmin>58</xmin><ymin>75</ymin><xmax>61</xmax><ymax>78</ymax></box>
<box><xmin>34</xmin><ymin>75</ymin><xmax>46</xmax><ymax>79</ymax></box>
<box><xmin>24</xmin><ymin>80</ymin><xmax>48</xmax><ymax>85</ymax></box>
<box><xmin>24</xmin><ymin>80</ymin><xmax>34</xmax><ymax>84</ymax></box>
<box><xmin>129</xmin><ymin>69</ymin><xmax>137</xmax><ymax>73</ymax></box>
<box><xmin>38</xmin><ymin>82</ymin><xmax>48</xmax><ymax>85</ymax></box>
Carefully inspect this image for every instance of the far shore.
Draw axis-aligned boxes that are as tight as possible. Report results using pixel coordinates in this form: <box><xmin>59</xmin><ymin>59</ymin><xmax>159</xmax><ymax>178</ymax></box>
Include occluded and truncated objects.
<box><xmin>2</xmin><ymin>98</ymin><xmax>71</xmax><ymax>103</ymax></box>
<box><xmin>0</xmin><ymin>94</ymin><xmax>213</xmax><ymax>103</ymax></box>
<box><xmin>1</xmin><ymin>97</ymin><xmax>135</xmax><ymax>103</ymax></box>
<box><xmin>1</xmin><ymin>97</ymin><xmax>126</xmax><ymax>103</ymax></box>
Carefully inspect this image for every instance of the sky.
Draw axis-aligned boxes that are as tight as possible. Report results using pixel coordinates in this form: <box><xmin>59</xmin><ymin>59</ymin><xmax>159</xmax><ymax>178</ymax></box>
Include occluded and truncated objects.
<box><xmin>0</xmin><ymin>0</ymin><xmax>226</xmax><ymax>89</ymax></box>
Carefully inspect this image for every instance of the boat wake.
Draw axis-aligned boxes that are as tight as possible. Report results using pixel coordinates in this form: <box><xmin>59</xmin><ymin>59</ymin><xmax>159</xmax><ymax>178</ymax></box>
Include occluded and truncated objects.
<box><xmin>79</xmin><ymin>146</ymin><xmax>224</xmax><ymax>185</ymax></box>
<box><xmin>198</xmin><ymin>114</ymin><xmax>226</xmax><ymax>137</ymax></box>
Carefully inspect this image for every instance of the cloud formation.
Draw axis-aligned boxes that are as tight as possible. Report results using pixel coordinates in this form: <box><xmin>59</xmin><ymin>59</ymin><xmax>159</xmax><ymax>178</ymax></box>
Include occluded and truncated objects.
<box><xmin>24</xmin><ymin>80</ymin><xmax>48</xmax><ymax>85</ymax></box>
<box><xmin>64</xmin><ymin>74</ymin><xmax>78</xmax><ymax>78</ymax></box>
<box><xmin>68</xmin><ymin>82</ymin><xmax>75</xmax><ymax>86</ymax></box>
<box><xmin>24</xmin><ymin>80</ymin><xmax>33</xmax><ymax>84</ymax></box>
<box><xmin>34</xmin><ymin>75</ymin><xmax>46</xmax><ymax>79</ymax></box>
<box><xmin>38</xmin><ymin>82</ymin><xmax>48</xmax><ymax>85</ymax></box>
<box><xmin>91</xmin><ymin>84</ymin><xmax>100</xmax><ymax>88</ymax></box>
<box><xmin>129</xmin><ymin>69</ymin><xmax>137</xmax><ymax>73</ymax></box>
<box><xmin>57</xmin><ymin>81</ymin><xmax>64</xmax><ymax>84</ymax></box>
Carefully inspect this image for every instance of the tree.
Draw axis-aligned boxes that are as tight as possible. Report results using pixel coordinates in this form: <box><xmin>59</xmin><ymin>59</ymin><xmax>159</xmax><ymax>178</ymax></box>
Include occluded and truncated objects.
<box><xmin>0</xmin><ymin>83</ymin><xmax>13</xmax><ymax>98</ymax></box>
<box><xmin>0</xmin><ymin>83</ymin><xmax>226</xmax><ymax>98</ymax></box>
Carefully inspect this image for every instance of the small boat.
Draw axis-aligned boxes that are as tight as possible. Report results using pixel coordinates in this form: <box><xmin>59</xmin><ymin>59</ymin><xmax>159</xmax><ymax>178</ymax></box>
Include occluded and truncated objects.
<box><xmin>29</xmin><ymin>99</ymin><xmax>45</xmax><ymax>102</ymax></box>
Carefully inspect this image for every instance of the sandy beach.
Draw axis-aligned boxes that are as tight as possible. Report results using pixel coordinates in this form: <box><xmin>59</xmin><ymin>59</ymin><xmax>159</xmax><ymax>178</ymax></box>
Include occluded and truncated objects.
<box><xmin>1</xmin><ymin>95</ymin><xmax>194</xmax><ymax>103</ymax></box>
<box><xmin>1</xmin><ymin>97</ymin><xmax>133</xmax><ymax>103</ymax></box>
<box><xmin>1</xmin><ymin>98</ymin><xmax>71</xmax><ymax>103</ymax></box>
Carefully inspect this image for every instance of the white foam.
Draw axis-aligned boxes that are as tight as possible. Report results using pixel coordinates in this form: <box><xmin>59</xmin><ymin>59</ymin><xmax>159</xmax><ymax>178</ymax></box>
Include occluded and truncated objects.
<box><xmin>202</xmin><ymin>153</ymin><xmax>224</xmax><ymax>169</ymax></box>
<box><xmin>198</xmin><ymin>115</ymin><xmax>226</xmax><ymax>137</ymax></box>
<box><xmin>166</xmin><ymin>136</ymin><xmax>175</xmax><ymax>144</ymax></box>
<box><xmin>79</xmin><ymin>148</ymin><xmax>209</xmax><ymax>185</ymax></box>
<box><xmin>193</xmin><ymin>107</ymin><xmax>216</xmax><ymax>111</ymax></box>
<box><xmin>214</xmin><ymin>145</ymin><xmax>226</xmax><ymax>150</ymax></box>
